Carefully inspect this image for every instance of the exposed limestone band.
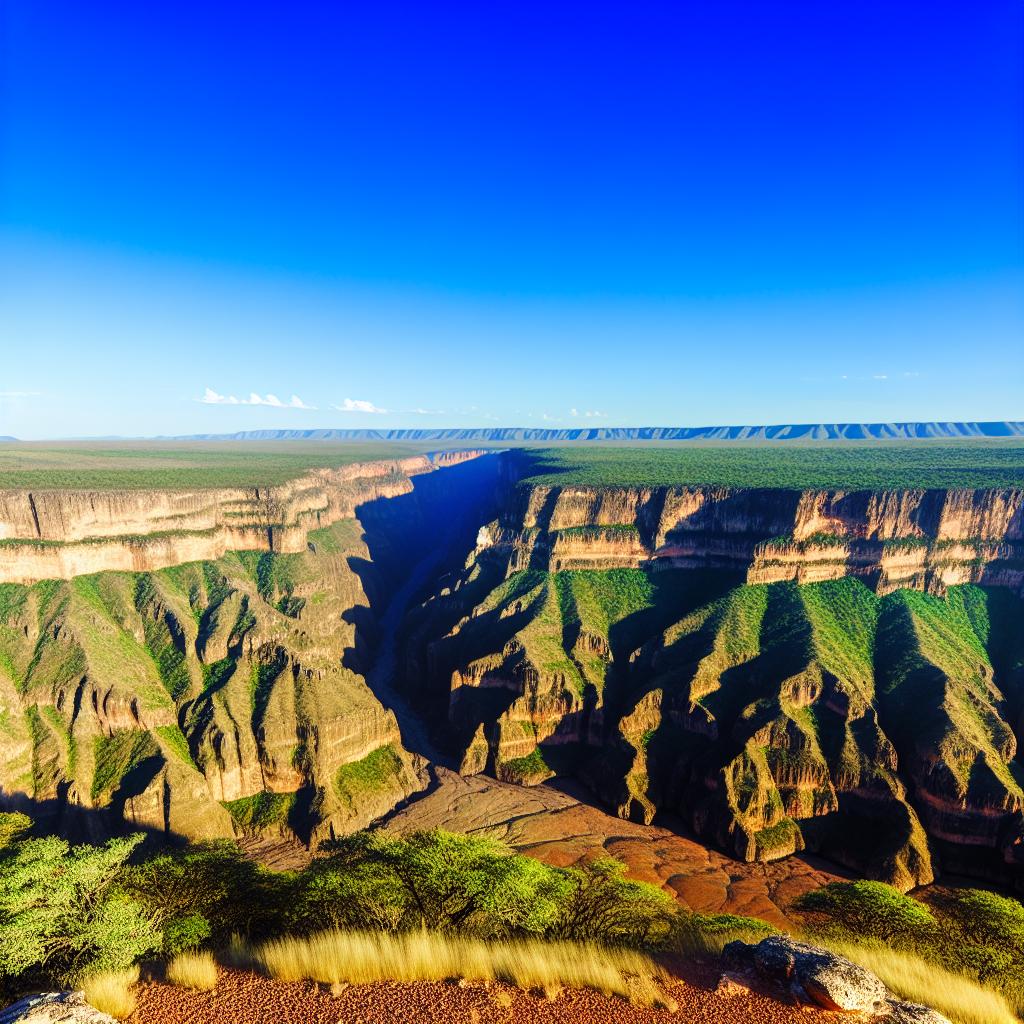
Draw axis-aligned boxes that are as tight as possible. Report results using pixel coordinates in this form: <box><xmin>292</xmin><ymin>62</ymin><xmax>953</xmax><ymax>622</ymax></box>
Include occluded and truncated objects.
<box><xmin>0</xmin><ymin>451</ymin><xmax>486</xmax><ymax>584</ymax></box>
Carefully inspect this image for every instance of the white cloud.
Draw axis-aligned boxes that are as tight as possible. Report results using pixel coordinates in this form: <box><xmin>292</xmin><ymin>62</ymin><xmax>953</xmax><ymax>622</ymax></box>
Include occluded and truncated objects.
<box><xmin>333</xmin><ymin>398</ymin><xmax>387</xmax><ymax>414</ymax></box>
<box><xmin>200</xmin><ymin>388</ymin><xmax>239</xmax><ymax>405</ymax></box>
<box><xmin>570</xmin><ymin>408</ymin><xmax>579</xmax><ymax>417</ymax></box>
<box><xmin>200</xmin><ymin>387</ymin><xmax>316</xmax><ymax>409</ymax></box>
<box><xmin>902</xmin><ymin>371</ymin><xmax>922</xmax><ymax>378</ymax></box>
<box><xmin>872</xmin><ymin>374</ymin><xmax>888</xmax><ymax>381</ymax></box>
<box><xmin>0</xmin><ymin>390</ymin><xmax>41</xmax><ymax>398</ymax></box>
<box><xmin>411</xmin><ymin>407</ymin><xmax>446</xmax><ymax>415</ymax></box>
<box><xmin>583</xmin><ymin>410</ymin><xmax>606</xmax><ymax>418</ymax></box>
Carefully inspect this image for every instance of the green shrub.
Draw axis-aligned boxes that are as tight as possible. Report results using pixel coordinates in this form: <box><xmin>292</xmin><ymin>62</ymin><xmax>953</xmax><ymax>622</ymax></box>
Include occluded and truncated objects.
<box><xmin>552</xmin><ymin>857</ymin><xmax>675</xmax><ymax>947</ymax></box>
<box><xmin>115</xmin><ymin>841</ymin><xmax>292</xmax><ymax>949</ymax></box>
<box><xmin>797</xmin><ymin>880</ymin><xmax>1024</xmax><ymax>1017</ymax></box>
<box><xmin>0</xmin><ymin>832</ymin><xmax>159</xmax><ymax>988</ymax></box>
<box><xmin>306</xmin><ymin>830</ymin><xmax>569</xmax><ymax>938</ymax></box>
<box><xmin>796</xmin><ymin>880</ymin><xmax>935</xmax><ymax>943</ymax></box>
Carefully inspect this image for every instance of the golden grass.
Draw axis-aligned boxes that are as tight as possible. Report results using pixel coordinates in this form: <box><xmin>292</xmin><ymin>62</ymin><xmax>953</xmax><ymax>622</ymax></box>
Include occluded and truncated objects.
<box><xmin>81</xmin><ymin>966</ymin><xmax>139</xmax><ymax>1020</ymax></box>
<box><xmin>822</xmin><ymin>940</ymin><xmax>1018</xmax><ymax>1024</ymax></box>
<box><xmin>253</xmin><ymin>930</ymin><xmax>672</xmax><ymax>1007</ymax></box>
<box><xmin>166</xmin><ymin>950</ymin><xmax>218</xmax><ymax>991</ymax></box>
<box><xmin>673</xmin><ymin>919</ymin><xmax>775</xmax><ymax>957</ymax></box>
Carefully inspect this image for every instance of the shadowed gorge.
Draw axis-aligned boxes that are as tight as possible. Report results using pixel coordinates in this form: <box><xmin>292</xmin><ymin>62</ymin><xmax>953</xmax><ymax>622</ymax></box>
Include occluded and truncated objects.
<box><xmin>1</xmin><ymin>447</ymin><xmax>1023</xmax><ymax>899</ymax></box>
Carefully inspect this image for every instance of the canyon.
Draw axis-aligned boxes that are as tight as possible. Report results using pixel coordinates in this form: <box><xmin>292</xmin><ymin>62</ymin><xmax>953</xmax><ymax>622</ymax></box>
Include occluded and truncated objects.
<box><xmin>0</xmin><ymin>447</ymin><xmax>1022</xmax><ymax>907</ymax></box>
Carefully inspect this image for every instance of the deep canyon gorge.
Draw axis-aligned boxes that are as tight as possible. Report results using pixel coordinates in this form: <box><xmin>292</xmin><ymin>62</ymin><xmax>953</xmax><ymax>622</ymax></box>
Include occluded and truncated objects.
<box><xmin>1</xmin><ymin>448</ymin><xmax>1022</xmax><ymax>910</ymax></box>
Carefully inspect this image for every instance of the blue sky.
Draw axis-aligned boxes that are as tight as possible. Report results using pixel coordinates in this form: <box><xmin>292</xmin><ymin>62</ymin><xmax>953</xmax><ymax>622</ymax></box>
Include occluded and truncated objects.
<box><xmin>1</xmin><ymin>3</ymin><xmax>1022</xmax><ymax>438</ymax></box>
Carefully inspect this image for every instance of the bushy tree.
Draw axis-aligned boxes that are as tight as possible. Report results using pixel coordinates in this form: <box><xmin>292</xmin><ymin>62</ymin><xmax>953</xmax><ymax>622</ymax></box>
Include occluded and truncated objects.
<box><xmin>552</xmin><ymin>857</ymin><xmax>674</xmax><ymax>946</ymax></box>
<box><xmin>796</xmin><ymin>880</ymin><xmax>934</xmax><ymax>943</ymax></box>
<box><xmin>115</xmin><ymin>840</ymin><xmax>292</xmax><ymax>949</ymax></box>
<box><xmin>305</xmin><ymin>829</ymin><xmax>570</xmax><ymax>937</ymax></box>
<box><xmin>929</xmin><ymin>888</ymin><xmax>1024</xmax><ymax>982</ymax></box>
<box><xmin>0</xmin><ymin>829</ymin><xmax>159</xmax><ymax>987</ymax></box>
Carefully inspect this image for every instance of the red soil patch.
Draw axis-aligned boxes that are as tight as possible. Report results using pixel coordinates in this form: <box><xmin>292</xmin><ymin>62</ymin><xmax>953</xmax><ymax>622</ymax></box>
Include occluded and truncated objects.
<box><xmin>127</xmin><ymin>964</ymin><xmax>834</xmax><ymax>1024</ymax></box>
<box><xmin>384</xmin><ymin>769</ymin><xmax>848</xmax><ymax>929</ymax></box>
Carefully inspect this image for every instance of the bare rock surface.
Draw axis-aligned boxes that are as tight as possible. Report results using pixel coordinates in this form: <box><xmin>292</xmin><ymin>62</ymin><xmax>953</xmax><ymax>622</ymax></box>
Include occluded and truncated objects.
<box><xmin>0</xmin><ymin>992</ymin><xmax>116</xmax><ymax>1024</ymax></box>
<box><xmin>877</xmin><ymin>1004</ymin><xmax>953</xmax><ymax>1024</ymax></box>
<box><xmin>724</xmin><ymin>937</ymin><xmax>952</xmax><ymax>1020</ymax></box>
<box><xmin>384</xmin><ymin>768</ymin><xmax>846</xmax><ymax>928</ymax></box>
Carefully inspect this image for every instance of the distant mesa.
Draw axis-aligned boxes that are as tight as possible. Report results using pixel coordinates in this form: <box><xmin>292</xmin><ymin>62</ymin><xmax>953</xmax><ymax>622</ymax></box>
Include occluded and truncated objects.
<box><xmin>168</xmin><ymin>421</ymin><xmax>1024</xmax><ymax>442</ymax></box>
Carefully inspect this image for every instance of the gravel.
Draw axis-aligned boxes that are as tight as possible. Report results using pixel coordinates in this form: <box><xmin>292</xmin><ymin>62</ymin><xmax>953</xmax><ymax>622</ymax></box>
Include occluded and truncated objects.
<box><xmin>126</xmin><ymin>965</ymin><xmax>834</xmax><ymax>1024</ymax></box>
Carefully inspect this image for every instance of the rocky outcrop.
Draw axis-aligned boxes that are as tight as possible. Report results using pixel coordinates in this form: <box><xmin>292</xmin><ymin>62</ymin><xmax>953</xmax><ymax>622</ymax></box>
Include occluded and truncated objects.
<box><xmin>722</xmin><ymin>936</ymin><xmax>951</xmax><ymax>1021</ymax></box>
<box><xmin>401</xmin><ymin>484</ymin><xmax>1024</xmax><ymax>889</ymax></box>
<box><xmin>0</xmin><ymin>452</ymin><xmax>487</xmax><ymax>584</ymax></box>
<box><xmin>0</xmin><ymin>992</ymin><xmax>116</xmax><ymax>1024</ymax></box>
<box><xmin>0</xmin><ymin>515</ymin><xmax>427</xmax><ymax>844</ymax></box>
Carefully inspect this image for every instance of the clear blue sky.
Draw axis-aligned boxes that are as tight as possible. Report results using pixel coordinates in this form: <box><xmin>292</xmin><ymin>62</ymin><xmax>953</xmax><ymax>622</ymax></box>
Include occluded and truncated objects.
<box><xmin>1</xmin><ymin>2</ymin><xmax>1022</xmax><ymax>438</ymax></box>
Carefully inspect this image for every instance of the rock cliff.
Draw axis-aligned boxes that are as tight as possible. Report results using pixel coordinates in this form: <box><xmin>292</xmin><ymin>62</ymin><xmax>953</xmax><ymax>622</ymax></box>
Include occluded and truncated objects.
<box><xmin>3</xmin><ymin>455</ymin><xmax>1024</xmax><ymax>894</ymax></box>
<box><xmin>398</xmin><ymin>479</ymin><xmax>1024</xmax><ymax>892</ymax></box>
<box><xmin>477</xmin><ymin>483</ymin><xmax>1024</xmax><ymax>594</ymax></box>
<box><xmin>0</xmin><ymin>452</ymin><xmax>502</xmax><ymax>845</ymax></box>
<box><xmin>0</xmin><ymin>452</ymin><xmax>486</xmax><ymax>585</ymax></box>
<box><xmin>0</xmin><ymin>517</ymin><xmax>427</xmax><ymax>843</ymax></box>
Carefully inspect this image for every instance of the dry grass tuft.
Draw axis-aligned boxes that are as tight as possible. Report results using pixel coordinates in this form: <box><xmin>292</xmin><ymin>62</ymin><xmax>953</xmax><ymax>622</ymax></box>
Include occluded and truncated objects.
<box><xmin>822</xmin><ymin>940</ymin><xmax>1017</xmax><ymax>1024</ymax></box>
<box><xmin>253</xmin><ymin>930</ymin><xmax>670</xmax><ymax>1006</ymax></box>
<box><xmin>81</xmin><ymin>966</ymin><xmax>139</xmax><ymax>1020</ymax></box>
<box><xmin>166</xmin><ymin>950</ymin><xmax>218</xmax><ymax>991</ymax></box>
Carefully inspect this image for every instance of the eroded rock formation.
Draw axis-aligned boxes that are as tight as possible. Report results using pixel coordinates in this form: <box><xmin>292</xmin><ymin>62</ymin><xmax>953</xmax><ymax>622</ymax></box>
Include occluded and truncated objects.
<box><xmin>399</xmin><ymin>479</ymin><xmax>1024</xmax><ymax>891</ymax></box>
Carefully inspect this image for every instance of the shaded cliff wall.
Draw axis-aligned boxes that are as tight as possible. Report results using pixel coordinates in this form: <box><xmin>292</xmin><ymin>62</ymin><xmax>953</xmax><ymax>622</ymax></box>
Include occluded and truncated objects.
<box><xmin>398</xmin><ymin>478</ymin><xmax>1024</xmax><ymax>893</ymax></box>
<box><xmin>0</xmin><ymin>453</ymin><xmax>506</xmax><ymax>847</ymax></box>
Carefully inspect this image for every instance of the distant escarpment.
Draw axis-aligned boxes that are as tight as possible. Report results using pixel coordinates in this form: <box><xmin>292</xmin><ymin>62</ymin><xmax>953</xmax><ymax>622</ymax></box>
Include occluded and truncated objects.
<box><xmin>0</xmin><ymin>451</ymin><xmax>486</xmax><ymax>584</ymax></box>
<box><xmin>398</xmin><ymin>479</ymin><xmax>1024</xmax><ymax>893</ymax></box>
<box><xmin>174</xmin><ymin>420</ymin><xmax>1024</xmax><ymax>442</ymax></box>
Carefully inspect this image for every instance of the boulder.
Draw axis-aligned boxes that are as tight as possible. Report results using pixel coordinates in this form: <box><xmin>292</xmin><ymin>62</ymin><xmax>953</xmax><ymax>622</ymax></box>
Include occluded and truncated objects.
<box><xmin>0</xmin><ymin>993</ymin><xmax>116</xmax><ymax>1024</ymax></box>
<box><xmin>878</xmin><ymin>1002</ymin><xmax>954</xmax><ymax>1024</ymax></box>
<box><xmin>748</xmin><ymin>936</ymin><xmax>888</xmax><ymax>1012</ymax></box>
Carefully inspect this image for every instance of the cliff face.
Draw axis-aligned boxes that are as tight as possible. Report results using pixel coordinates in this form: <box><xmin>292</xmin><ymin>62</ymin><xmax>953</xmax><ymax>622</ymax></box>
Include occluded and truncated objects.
<box><xmin>0</xmin><ymin>451</ymin><xmax>508</xmax><ymax>848</ymax></box>
<box><xmin>0</xmin><ymin>452</ymin><xmax>487</xmax><ymax>584</ymax></box>
<box><xmin>0</xmin><ymin>516</ymin><xmax>428</xmax><ymax>844</ymax></box>
<box><xmin>4</xmin><ymin>460</ymin><xmax>1024</xmax><ymax>892</ymax></box>
<box><xmin>399</xmin><ymin>481</ymin><xmax>1024</xmax><ymax>892</ymax></box>
<box><xmin>483</xmin><ymin>484</ymin><xmax>1024</xmax><ymax>594</ymax></box>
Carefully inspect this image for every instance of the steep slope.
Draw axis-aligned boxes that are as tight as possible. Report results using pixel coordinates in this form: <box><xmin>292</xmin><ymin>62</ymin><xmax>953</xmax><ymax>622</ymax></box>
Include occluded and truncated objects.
<box><xmin>0</xmin><ymin>519</ymin><xmax>426</xmax><ymax>843</ymax></box>
<box><xmin>399</xmin><ymin>479</ymin><xmax>1024</xmax><ymax>892</ymax></box>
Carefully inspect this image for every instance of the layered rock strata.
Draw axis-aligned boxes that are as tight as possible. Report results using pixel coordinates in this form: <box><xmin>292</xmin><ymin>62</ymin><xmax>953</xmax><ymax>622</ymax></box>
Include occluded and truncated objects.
<box><xmin>0</xmin><ymin>452</ymin><xmax>486</xmax><ymax>584</ymax></box>
<box><xmin>399</xmin><ymin>481</ymin><xmax>1024</xmax><ymax>892</ymax></box>
<box><xmin>481</xmin><ymin>484</ymin><xmax>1024</xmax><ymax>594</ymax></box>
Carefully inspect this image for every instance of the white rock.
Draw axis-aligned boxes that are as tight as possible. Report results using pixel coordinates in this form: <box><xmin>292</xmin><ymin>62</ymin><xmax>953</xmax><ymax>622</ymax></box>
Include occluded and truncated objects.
<box><xmin>0</xmin><ymin>992</ymin><xmax>117</xmax><ymax>1024</ymax></box>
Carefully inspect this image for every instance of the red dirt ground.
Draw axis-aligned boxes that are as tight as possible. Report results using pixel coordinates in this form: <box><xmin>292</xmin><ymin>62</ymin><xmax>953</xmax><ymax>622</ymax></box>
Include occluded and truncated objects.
<box><xmin>127</xmin><ymin>964</ymin><xmax>836</xmax><ymax>1024</ymax></box>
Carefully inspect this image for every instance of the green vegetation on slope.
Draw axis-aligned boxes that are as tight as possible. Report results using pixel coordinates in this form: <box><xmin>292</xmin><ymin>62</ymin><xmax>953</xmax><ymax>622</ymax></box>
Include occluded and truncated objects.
<box><xmin>798</xmin><ymin>879</ymin><xmax>1024</xmax><ymax>1019</ymax></box>
<box><xmin>334</xmin><ymin>744</ymin><xmax>407</xmax><ymax>812</ymax></box>
<box><xmin>429</xmin><ymin>562</ymin><xmax>1024</xmax><ymax>888</ymax></box>
<box><xmin>517</xmin><ymin>441</ymin><xmax>1024</xmax><ymax>489</ymax></box>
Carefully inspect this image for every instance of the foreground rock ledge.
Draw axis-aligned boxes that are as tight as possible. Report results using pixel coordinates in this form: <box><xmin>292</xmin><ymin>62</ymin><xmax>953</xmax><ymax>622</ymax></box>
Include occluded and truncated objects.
<box><xmin>723</xmin><ymin>936</ymin><xmax>952</xmax><ymax>1022</ymax></box>
<box><xmin>0</xmin><ymin>992</ymin><xmax>116</xmax><ymax>1024</ymax></box>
